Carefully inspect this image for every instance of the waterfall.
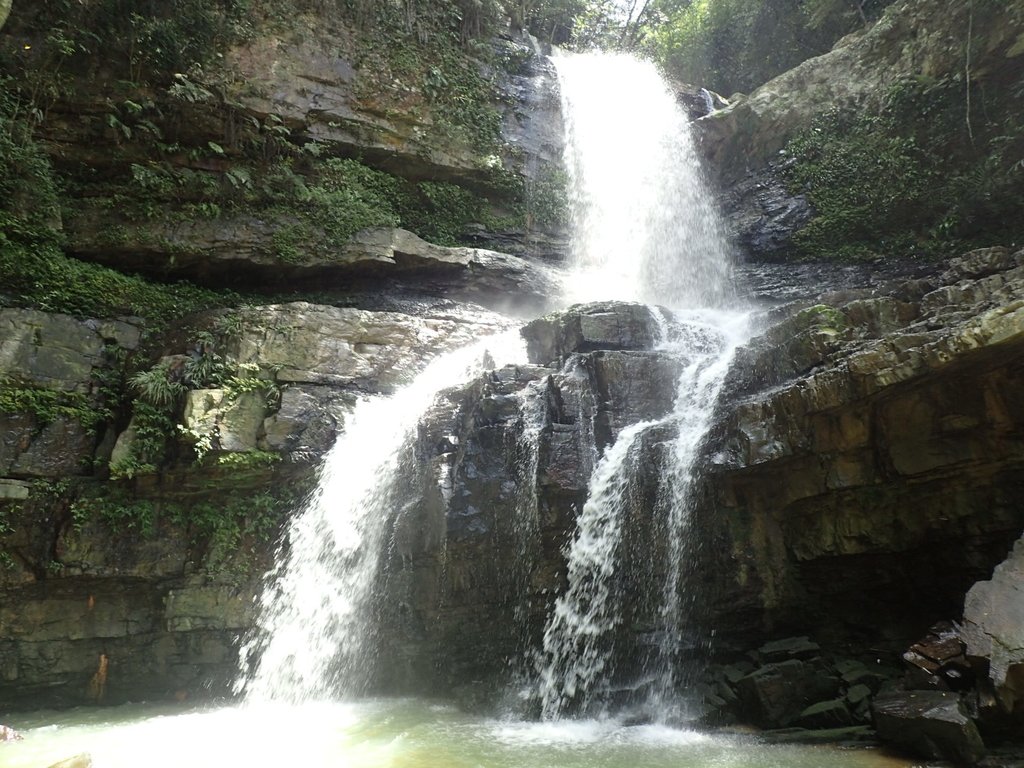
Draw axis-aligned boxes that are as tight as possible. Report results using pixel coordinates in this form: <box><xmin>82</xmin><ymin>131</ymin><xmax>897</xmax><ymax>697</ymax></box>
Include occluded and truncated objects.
<box><xmin>648</xmin><ymin>309</ymin><xmax>750</xmax><ymax>715</ymax></box>
<box><xmin>553</xmin><ymin>52</ymin><xmax>733</xmax><ymax>308</ymax></box>
<box><xmin>537</xmin><ymin>420</ymin><xmax>656</xmax><ymax>718</ymax></box>
<box><xmin>236</xmin><ymin>330</ymin><xmax>527</xmax><ymax>703</ymax></box>
<box><xmin>238</xmin><ymin>49</ymin><xmax>747</xmax><ymax>718</ymax></box>
<box><xmin>533</xmin><ymin>52</ymin><xmax>749</xmax><ymax>719</ymax></box>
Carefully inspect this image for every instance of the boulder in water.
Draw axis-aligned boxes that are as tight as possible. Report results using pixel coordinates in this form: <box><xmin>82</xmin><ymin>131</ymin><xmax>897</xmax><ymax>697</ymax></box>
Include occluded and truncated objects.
<box><xmin>872</xmin><ymin>690</ymin><xmax>985</xmax><ymax>765</ymax></box>
<box><xmin>735</xmin><ymin>658</ymin><xmax>841</xmax><ymax>727</ymax></box>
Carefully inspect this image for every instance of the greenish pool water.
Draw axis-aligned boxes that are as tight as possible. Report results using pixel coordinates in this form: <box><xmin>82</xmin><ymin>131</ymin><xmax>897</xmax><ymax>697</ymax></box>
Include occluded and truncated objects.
<box><xmin>1</xmin><ymin>699</ymin><xmax>915</xmax><ymax>768</ymax></box>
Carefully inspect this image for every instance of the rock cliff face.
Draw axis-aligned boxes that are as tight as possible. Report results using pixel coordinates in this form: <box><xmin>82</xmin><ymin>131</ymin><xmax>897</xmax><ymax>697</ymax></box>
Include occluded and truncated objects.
<box><xmin>0</xmin><ymin>296</ymin><xmax>511</xmax><ymax>709</ymax></box>
<box><xmin>696</xmin><ymin>0</ymin><xmax>1024</xmax><ymax>260</ymax></box>
<box><xmin>0</xmin><ymin>2</ymin><xmax>567</xmax><ymax>710</ymax></box>
<box><xmin>694</xmin><ymin>248</ymin><xmax>1024</xmax><ymax>657</ymax></box>
<box><xmin>374</xmin><ymin>302</ymin><xmax>680</xmax><ymax>699</ymax></box>
<box><xmin>699</xmin><ymin>0</ymin><xmax>1022</xmax><ymax>184</ymax></box>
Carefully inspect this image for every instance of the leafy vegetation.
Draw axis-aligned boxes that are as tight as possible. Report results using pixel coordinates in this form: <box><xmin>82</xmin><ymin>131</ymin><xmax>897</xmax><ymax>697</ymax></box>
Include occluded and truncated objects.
<box><xmin>0</xmin><ymin>378</ymin><xmax>109</xmax><ymax>432</ymax></box>
<box><xmin>68</xmin><ymin>481</ymin><xmax>299</xmax><ymax>574</ymax></box>
<box><xmin>783</xmin><ymin>73</ymin><xmax>1024</xmax><ymax>260</ymax></box>
<box><xmin>645</xmin><ymin>0</ymin><xmax>897</xmax><ymax>95</ymax></box>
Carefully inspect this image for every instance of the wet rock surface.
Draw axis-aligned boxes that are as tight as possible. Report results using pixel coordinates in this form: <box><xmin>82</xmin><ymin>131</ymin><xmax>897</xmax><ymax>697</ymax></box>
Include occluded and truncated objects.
<box><xmin>873</xmin><ymin>690</ymin><xmax>986</xmax><ymax>765</ymax></box>
<box><xmin>71</xmin><ymin>227</ymin><xmax>561</xmax><ymax>314</ymax></box>
<box><xmin>522</xmin><ymin>301</ymin><xmax>662</xmax><ymax>366</ymax></box>
<box><xmin>373</xmin><ymin>301</ymin><xmax>684</xmax><ymax>698</ymax></box>
<box><xmin>0</xmin><ymin>298</ymin><xmax>511</xmax><ymax>708</ymax></box>
<box><xmin>718</xmin><ymin>161</ymin><xmax>813</xmax><ymax>262</ymax></box>
<box><xmin>695</xmin><ymin>248</ymin><xmax>1024</xmax><ymax>658</ymax></box>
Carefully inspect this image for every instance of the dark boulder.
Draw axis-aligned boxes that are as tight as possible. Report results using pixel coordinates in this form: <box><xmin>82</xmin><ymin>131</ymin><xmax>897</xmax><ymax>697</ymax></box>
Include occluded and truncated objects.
<box><xmin>736</xmin><ymin>658</ymin><xmax>841</xmax><ymax>728</ymax></box>
<box><xmin>521</xmin><ymin>302</ymin><xmax>662</xmax><ymax>367</ymax></box>
<box><xmin>873</xmin><ymin>690</ymin><xmax>986</xmax><ymax>765</ymax></box>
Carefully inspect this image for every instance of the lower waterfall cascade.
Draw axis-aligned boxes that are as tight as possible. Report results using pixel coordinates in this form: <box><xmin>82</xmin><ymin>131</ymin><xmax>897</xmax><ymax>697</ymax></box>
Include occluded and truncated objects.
<box><xmin>232</xmin><ymin>50</ymin><xmax>751</xmax><ymax>718</ymax></box>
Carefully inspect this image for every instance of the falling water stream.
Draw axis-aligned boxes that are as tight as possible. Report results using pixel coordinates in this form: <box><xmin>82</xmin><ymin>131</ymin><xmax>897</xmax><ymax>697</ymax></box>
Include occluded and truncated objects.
<box><xmin>236</xmin><ymin>329</ymin><xmax>529</xmax><ymax>703</ymax></box>
<box><xmin>2</xmin><ymin>52</ymin><xmax>911</xmax><ymax>768</ymax></box>
<box><xmin>533</xmin><ymin>52</ymin><xmax>749</xmax><ymax>720</ymax></box>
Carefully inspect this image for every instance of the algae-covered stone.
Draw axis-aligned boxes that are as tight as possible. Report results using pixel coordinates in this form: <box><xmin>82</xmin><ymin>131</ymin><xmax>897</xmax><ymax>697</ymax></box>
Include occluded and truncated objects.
<box><xmin>0</xmin><ymin>479</ymin><xmax>29</xmax><ymax>500</ymax></box>
<box><xmin>757</xmin><ymin>636</ymin><xmax>821</xmax><ymax>663</ymax></box>
<box><xmin>164</xmin><ymin>581</ymin><xmax>252</xmax><ymax>632</ymax></box>
<box><xmin>183</xmin><ymin>389</ymin><xmax>266</xmax><ymax>454</ymax></box>
<box><xmin>737</xmin><ymin>659</ymin><xmax>841</xmax><ymax>727</ymax></box>
<box><xmin>1</xmin><ymin>415</ymin><xmax>95</xmax><ymax>478</ymax></box>
<box><xmin>0</xmin><ymin>310</ymin><xmax>111</xmax><ymax>391</ymax></box>
<box><xmin>796</xmin><ymin>698</ymin><xmax>853</xmax><ymax>728</ymax></box>
<box><xmin>221</xmin><ymin>302</ymin><xmax>508</xmax><ymax>393</ymax></box>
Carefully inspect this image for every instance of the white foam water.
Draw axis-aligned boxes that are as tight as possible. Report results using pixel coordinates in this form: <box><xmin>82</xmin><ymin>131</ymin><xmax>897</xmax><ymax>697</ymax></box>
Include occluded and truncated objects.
<box><xmin>553</xmin><ymin>51</ymin><xmax>733</xmax><ymax>308</ymax></box>
<box><xmin>237</xmin><ymin>330</ymin><xmax>528</xmax><ymax>702</ymax></box>
<box><xmin>534</xmin><ymin>51</ymin><xmax>750</xmax><ymax>718</ymax></box>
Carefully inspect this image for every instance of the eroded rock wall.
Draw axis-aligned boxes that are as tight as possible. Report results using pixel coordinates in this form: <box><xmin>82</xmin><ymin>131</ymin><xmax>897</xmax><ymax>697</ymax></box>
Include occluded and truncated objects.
<box><xmin>694</xmin><ymin>248</ymin><xmax>1024</xmax><ymax>657</ymax></box>
<box><xmin>0</xmin><ymin>298</ymin><xmax>511</xmax><ymax>709</ymax></box>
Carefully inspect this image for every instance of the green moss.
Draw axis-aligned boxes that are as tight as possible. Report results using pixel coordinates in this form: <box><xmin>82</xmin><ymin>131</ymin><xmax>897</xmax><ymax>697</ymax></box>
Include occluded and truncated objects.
<box><xmin>68</xmin><ymin>480</ymin><xmax>297</xmax><ymax>575</ymax></box>
<box><xmin>795</xmin><ymin>304</ymin><xmax>847</xmax><ymax>334</ymax></box>
<box><xmin>649</xmin><ymin>0</ymin><xmax>897</xmax><ymax>95</ymax></box>
<box><xmin>216</xmin><ymin>451</ymin><xmax>282</xmax><ymax>470</ymax></box>
<box><xmin>0</xmin><ymin>94</ymin><xmax>240</xmax><ymax>326</ymax></box>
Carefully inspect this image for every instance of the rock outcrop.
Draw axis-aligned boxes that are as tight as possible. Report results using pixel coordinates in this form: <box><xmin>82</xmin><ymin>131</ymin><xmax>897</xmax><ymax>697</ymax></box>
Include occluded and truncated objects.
<box><xmin>696</xmin><ymin>0</ymin><xmax>1024</xmax><ymax>259</ymax></box>
<box><xmin>694</xmin><ymin>248</ymin><xmax>1024</xmax><ymax>655</ymax></box>
<box><xmin>69</xmin><ymin>227</ymin><xmax>560</xmax><ymax>313</ymax></box>
<box><xmin>373</xmin><ymin>301</ymin><xmax>680</xmax><ymax>698</ymax></box>
<box><xmin>873</xmin><ymin>690</ymin><xmax>986</xmax><ymax>765</ymax></box>
<box><xmin>698</xmin><ymin>0</ymin><xmax>1023</xmax><ymax>185</ymax></box>
<box><xmin>961</xmin><ymin>534</ymin><xmax>1024</xmax><ymax>724</ymax></box>
<box><xmin>0</xmin><ymin>297</ymin><xmax>511</xmax><ymax>708</ymax></box>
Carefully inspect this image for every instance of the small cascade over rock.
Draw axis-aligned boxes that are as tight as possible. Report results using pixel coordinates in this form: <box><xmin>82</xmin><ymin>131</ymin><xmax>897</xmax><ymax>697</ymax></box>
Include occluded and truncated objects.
<box><xmin>236</xmin><ymin>331</ymin><xmax>528</xmax><ymax>702</ymax></box>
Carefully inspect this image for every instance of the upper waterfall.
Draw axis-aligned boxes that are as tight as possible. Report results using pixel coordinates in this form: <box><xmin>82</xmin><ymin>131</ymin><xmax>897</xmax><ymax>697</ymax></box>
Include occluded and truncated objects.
<box><xmin>553</xmin><ymin>52</ymin><xmax>734</xmax><ymax>309</ymax></box>
<box><xmin>533</xmin><ymin>51</ymin><xmax>749</xmax><ymax>720</ymax></box>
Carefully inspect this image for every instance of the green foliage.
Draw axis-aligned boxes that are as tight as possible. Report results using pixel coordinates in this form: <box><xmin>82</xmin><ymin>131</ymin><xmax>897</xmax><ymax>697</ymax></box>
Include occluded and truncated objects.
<box><xmin>216</xmin><ymin>451</ymin><xmax>282</xmax><ymax>470</ymax></box>
<box><xmin>0</xmin><ymin>378</ymin><xmax>109</xmax><ymax>432</ymax></box>
<box><xmin>130</xmin><ymin>361</ymin><xmax>187</xmax><ymax>408</ymax></box>
<box><xmin>646</xmin><ymin>0</ymin><xmax>895</xmax><ymax>95</ymax></box>
<box><xmin>340</xmin><ymin>0</ymin><xmax>506</xmax><ymax>153</ymax></box>
<box><xmin>69</xmin><ymin>482</ymin><xmax>295</xmax><ymax>574</ymax></box>
<box><xmin>0</xmin><ymin>239</ymin><xmax>239</xmax><ymax>326</ymax></box>
<box><xmin>109</xmin><ymin>401</ymin><xmax>175</xmax><ymax>479</ymax></box>
<box><xmin>72</xmin><ymin>493</ymin><xmax>158</xmax><ymax>536</ymax></box>
<box><xmin>286</xmin><ymin>157</ymin><xmax>403</xmax><ymax>248</ymax></box>
<box><xmin>2</xmin><ymin>0</ymin><xmax>256</xmax><ymax>93</ymax></box>
<box><xmin>784</xmin><ymin>73</ymin><xmax>1024</xmax><ymax>260</ymax></box>
<box><xmin>169</xmin><ymin>488</ymin><xmax>294</xmax><ymax>573</ymax></box>
<box><xmin>224</xmin><ymin>369</ymin><xmax>281</xmax><ymax>410</ymax></box>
